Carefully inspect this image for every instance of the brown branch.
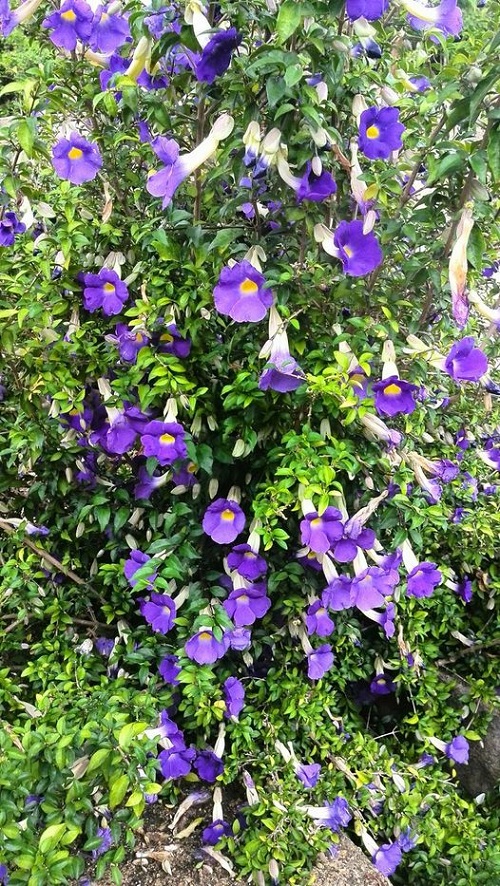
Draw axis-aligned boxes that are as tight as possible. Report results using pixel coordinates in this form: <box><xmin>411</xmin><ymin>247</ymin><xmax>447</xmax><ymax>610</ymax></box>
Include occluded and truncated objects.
<box><xmin>437</xmin><ymin>637</ymin><xmax>500</xmax><ymax>666</ymax></box>
<box><xmin>0</xmin><ymin>517</ymin><xmax>86</xmax><ymax>586</ymax></box>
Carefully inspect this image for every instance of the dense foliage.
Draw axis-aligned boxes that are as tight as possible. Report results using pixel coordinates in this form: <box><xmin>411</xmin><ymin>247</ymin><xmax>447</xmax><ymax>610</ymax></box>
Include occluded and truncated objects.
<box><xmin>1</xmin><ymin>0</ymin><xmax>500</xmax><ymax>883</ymax></box>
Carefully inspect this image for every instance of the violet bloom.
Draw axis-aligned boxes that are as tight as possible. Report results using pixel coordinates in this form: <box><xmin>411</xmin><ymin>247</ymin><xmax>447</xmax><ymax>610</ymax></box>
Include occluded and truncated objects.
<box><xmin>307</xmin><ymin>644</ymin><xmax>334</xmax><ymax>680</ymax></box>
<box><xmin>359</xmin><ymin>107</ymin><xmax>405</xmax><ymax>161</ymax></box>
<box><xmin>52</xmin><ymin>132</ymin><xmax>102</xmax><ymax>185</ymax></box>
<box><xmin>202</xmin><ymin>499</ymin><xmax>246</xmax><ymax>544</ymax></box>
<box><xmin>80</xmin><ymin>268</ymin><xmax>128</xmax><ymax>315</ymax></box>
<box><xmin>445</xmin><ymin>735</ymin><xmax>469</xmax><ymax>764</ymax></box>
<box><xmin>352</xmin><ymin>565</ymin><xmax>398</xmax><ymax>611</ymax></box>
<box><xmin>312</xmin><ymin>797</ymin><xmax>352</xmax><ymax>831</ymax></box>
<box><xmin>88</xmin><ymin>5</ymin><xmax>130</xmax><ymax>53</ymax></box>
<box><xmin>300</xmin><ymin>507</ymin><xmax>344</xmax><ymax>555</ymax></box>
<box><xmin>195</xmin><ymin>27</ymin><xmax>242</xmax><ymax>84</ymax></box>
<box><xmin>224</xmin><ymin>584</ymin><xmax>271</xmax><ymax>626</ymax></box>
<box><xmin>42</xmin><ymin>0</ymin><xmax>93</xmax><ymax>50</ymax></box>
<box><xmin>110</xmin><ymin>324</ymin><xmax>149</xmax><ymax>363</ymax></box>
<box><xmin>372</xmin><ymin>376</ymin><xmax>418</xmax><ymax>417</ymax></box>
<box><xmin>397</xmin><ymin>828</ymin><xmax>417</xmax><ymax>853</ymax></box>
<box><xmin>478</xmin><ymin>441</ymin><xmax>500</xmax><ymax>471</ymax></box>
<box><xmin>296</xmin><ymin>763</ymin><xmax>321</xmax><ymax>788</ymax></box>
<box><xmin>159</xmin><ymin>745</ymin><xmax>196</xmax><ymax>779</ymax></box>
<box><xmin>306</xmin><ymin>601</ymin><xmax>335</xmax><ymax>637</ymax></box>
<box><xmin>227</xmin><ymin>627</ymin><xmax>252</xmax><ymax>650</ymax></box>
<box><xmin>140</xmin><ymin>420</ymin><xmax>187</xmax><ymax>466</ymax></box>
<box><xmin>346</xmin><ymin>0</ymin><xmax>389</xmax><ymax>19</ymax></box>
<box><xmin>0</xmin><ymin>868</ymin><xmax>7</xmax><ymax>886</ymax></box>
<box><xmin>124</xmin><ymin>550</ymin><xmax>156</xmax><ymax>587</ymax></box>
<box><xmin>454</xmin><ymin>579</ymin><xmax>473</xmax><ymax>603</ymax></box>
<box><xmin>95</xmin><ymin>637</ymin><xmax>115</xmax><ymax>656</ymax></box>
<box><xmin>333</xmin><ymin>220</ymin><xmax>383</xmax><ymax>277</ymax></box>
<box><xmin>195</xmin><ymin>749</ymin><xmax>224</xmax><ymax>782</ymax></box>
<box><xmin>363</xmin><ymin>602</ymin><xmax>396</xmax><ymax>638</ymax></box>
<box><xmin>406</xmin><ymin>562</ymin><xmax>441</xmax><ymax>598</ymax></box>
<box><xmin>227</xmin><ymin>544</ymin><xmax>267</xmax><ymax>580</ymax></box>
<box><xmin>444</xmin><ymin>337</ymin><xmax>488</xmax><ymax>382</ymax></box>
<box><xmin>331</xmin><ymin>519</ymin><xmax>376</xmax><ymax>563</ymax></box>
<box><xmin>98</xmin><ymin>413</ymin><xmax>137</xmax><ymax>455</ymax></box>
<box><xmin>140</xmin><ymin>593</ymin><xmax>176</xmax><ymax>633</ymax></box>
<box><xmin>296</xmin><ymin>163</ymin><xmax>337</xmax><ymax>202</ymax></box>
<box><xmin>409</xmin><ymin>75</ymin><xmax>431</xmax><ymax>92</ymax></box>
<box><xmin>323</xmin><ymin>575</ymin><xmax>352</xmax><ymax>611</ymax></box>
<box><xmin>134</xmin><ymin>466</ymin><xmax>165</xmax><ymax>500</ymax></box>
<box><xmin>259</xmin><ymin>331</ymin><xmax>305</xmax><ymax>393</ymax></box>
<box><xmin>0</xmin><ymin>211</ymin><xmax>25</xmax><ymax>247</ymax></box>
<box><xmin>213</xmin><ymin>261</ymin><xmax>274</xmax><ymax>323</ymax></box>
<box><xmin>159</xmin><ymin>654</ymin><xmax>181</xmax><ymax>685</ymax></box>
<box><xmin>185</xmin><ymin>629</ymin><xmax>230</xmax><ymax>664</ymax></box>
<box><xmin>402</xmin><ymin>0</ymin><xmax>463</xmax><ymax>37</ymax></box>
<box><xmin>373</xmin><ymin>842</ymin><xmax>402</xmax><ymax>876</ymax></box>
<box><xmin>202</xmin><ymin>820</ymin><xmax>231</xmax><ymax>845</ymax></box>
<box><xmin>370</xmin><ymin>674</ymin><xmax>396</xmax><ymax>695</ymax></box>
<box><xmin>91</xmin><ymin>826</ymin><xmax>113</xmax><ymax>859</ymax></box>
<box><xmin>156</xmin><ymin>323</ymin><xmax>191</xmax><ymax>357</ymax></box>
<box><xmin>224</xmin><ymin>676</ymin><xmax>245</xmax><ymax>720</ymax></box>
<box><xmin>172</xmin><ymin>462</ymin><xmax>198</xmax><ymax>488</ymax></box>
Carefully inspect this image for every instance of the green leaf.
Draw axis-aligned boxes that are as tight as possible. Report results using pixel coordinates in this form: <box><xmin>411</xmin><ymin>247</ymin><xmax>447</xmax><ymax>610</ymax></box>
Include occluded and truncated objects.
<box><xmin>284</xmin><ymin>64</ymin><xmax>302</xmax><ymax>87</ymax></box>
<box><xmin>467</xmin><ymin>226</ymin><xmax>485</xmax><ymax>270</ymax></box>
<box><xmin>109</xmin><ymin>774</ymin><xmax>129</xmax><ymax>809</ymax></box>
<box><xmin>87</xmin><ymin>747</ymin><xmax>112</xmax><ymax>773</ymax></box>
<box><xmin>427</xmin><ymin>152</ymin><xmax>464</xmax><ymax>186</ymax></box>
<box><xmin>17</xmin><ymin>119</ymin><xmax>36</xmax><ymax>157</ymax></box>
<box><xmin>487</xmin><ymin>125</ymin><xmax>500</xmax><ymax>181</ymax></box>
<box><xmin>276</xmin><ymin>1</ymin><xmax>302</xmax><ymax>43</ymax></box>
<box><xmin>39</xmin><ymin>823</ymin><xmax>66</xmax><ymax>855</ymax></box>
<box><xmin>266</xmin><ymin>76</ymin><xmax>287</xmax><ymax>108</ymax></box>
<box><xmin>117</xmin><ymin>721</ymin><xmax>148</xmax><ymax>750</ymax></box>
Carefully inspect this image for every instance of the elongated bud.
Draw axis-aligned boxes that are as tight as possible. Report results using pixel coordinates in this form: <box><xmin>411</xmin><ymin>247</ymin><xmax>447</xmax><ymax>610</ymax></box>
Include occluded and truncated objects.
<box><xmin>126</xmin><ymin>37</ymin><xmax>152</xmax><ymax>81</ymax></box>
<box><xmin>449</xmin><ymin>206</ymin><xmax>474</xmax><ymax>328</ymax></box>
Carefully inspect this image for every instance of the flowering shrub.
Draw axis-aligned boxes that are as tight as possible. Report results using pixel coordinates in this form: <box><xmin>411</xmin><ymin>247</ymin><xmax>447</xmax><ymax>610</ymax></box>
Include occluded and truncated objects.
<box><xmin>1</xmin><ymin>0</ymin><xmax>500</xmax><ymax>884</ymax></box>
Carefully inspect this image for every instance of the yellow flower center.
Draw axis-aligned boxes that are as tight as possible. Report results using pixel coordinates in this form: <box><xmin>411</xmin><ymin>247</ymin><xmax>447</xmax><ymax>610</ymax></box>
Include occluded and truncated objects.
<box><xmin>187</xmin><ymin>463</ymin><xmax>197</xmax><ymax>473</ymax></box>
<box><xmin>159</xmin><ymin>433</ymin><xmax>175</xmax><ymax>445</ymax></box>
<box><xmin>61</xmin><ymin>9</ymin><xmax>77</xmax><ymax>21</ymax></box>
<box><xmin>160</xmin><ymin>333</ymin><xmax>173</xmax><ymax>343</ymax></box>
<box><xmin>366</xmin><ymin>124</ymin><xmax>380</xmax><ymax>140</ymax></box>
<box><xmin>68</xmin><ymin>146</ymin><xmax>83</xmax><ymax>160</ymax></box>
<box><xmin>385</xmin><ymin>383</ymin><xmax>402</xmax><ymax>396</ymax></box>
<box><xmin>136</xmin><ymin>333</ymin><xmax>144</xmax><ymax>343</ymax></box>
<box><xmin>310</xmin><ymin>517</ymin><xmax>322</xmax><ymax>527</ymax></box>
<box><xmin>244</xmin><ymin>551</ymin><xmax>256</xmax><ymax>558</ymax></box>
<box><xmin>221</xmin><ymin>509</ymin><xmax>235</xmax><ymax>522</ymax></box>
<box><xmin>103</xmin><ymin>282</ymin><xmax>115</xmax><ymax>294</ymax></box>
<box><xmin>344</xmin><ymin>246</ymin><xmax>353</xmax><ymax>258</ymax></box>
<box><xmin>239</xmin><ymin>595</ymin><xmax>249</xmax><ymax>604</ymax></box>
<box><xmin>240</xmin><ymin>278</ymin><xmax>259</xmax><ymax>295</ymax></box>
<box><xmin>199</xmin><ymin>631</ymin><xmax>212</xmax><ymax>642</ymax></box>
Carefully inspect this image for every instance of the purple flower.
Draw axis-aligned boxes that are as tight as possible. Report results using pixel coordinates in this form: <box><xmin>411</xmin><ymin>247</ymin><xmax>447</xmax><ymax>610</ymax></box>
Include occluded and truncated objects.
<box><xmin>195</xmin><ymin>749</ymin><xmax>224</xmax><ymax>782</ymax></box>
<box><xmin>224</xmin><ymin>676</ymin><xmax>245</xmax><ymax>719</ymax></box>
<box><xmin>0</xmin><ymin>211</ymin><xmax>26</xmax><ymax>247</ymax></box>
<box><xmin>159</xmin><ymin>745</ymin><xmax>196</xmax><ymax>779</ymax></box>
<box><xmin>479</xmin><ymin>441</ymin><xmax>500</xmax><ymax>471</ymax></box>
<box><xmin>323</xmin><ymin>575</ymin><xmax>353</xmax><ymax>611</ymax></box>
<box><xmin>224</xmin><ymin>584</ymin><xmax>271</xmax><ymax>626</ymax></box>
<box><xmin>226</xmin><ymin>627</ymin><xmax>252</xmax><ymax>650</ymax></box>
<box><xmin>313</xmin><ymin>797</ymin><xmax>352</xmax><ymax>831</ymax></box>
<box><xmin>307</xmin><ymin>644</ymin><xmax>334</xmax><ymax>680</ymax></box>
<box><xmin>306</xmin><ymin>601</ymin><xmax>335</xmax><ymax>637</ymax></box>
<box><xmin>372</xmin><ymin>376</ymin><xmax>418</xmax><ymax>417</ymax></box>
<box><xmin>346</xmin><ymin>0</ymin><xmax>389</xmax><ymax>19</ymax></box>
<box><xmin>140</xmin><ymin>421</ymin><xmax>187</xmax><ymax>466</ymax></box>
<box><xmin>156</xmin><ymin>323</ymin><xmax>191</xmax><ymax>357</ymax></box>
<box><xmin>351</xmin><ymin>570</ymin><xmax>387</xmax><ymax>611</ymax></box>
<box><xmin>202</xmin><ymin>499</ymin><xmax>246</xmax><ymax>544</ymax></box>
<box><xmin>95</xmin><ymin>637</ymin><xmax>115</xmax><ymax>656</ymax></box>
<box><xmin>134</xmin><ymin>466</ymin><xmax>165</xmax><ymax>500</ymax></box>
<box><xmin>370</xmin><ymin>674</ymin><xmax>396</xmax><ymax>695</ymax></box>
<box><xmin>91</xmin><ymin>826</ymin><xmax>113</xmax><ymax>859</ymax></box>
<box><xmin>454</xmin><ymin>579</ymin><xmax>473</xmax><ymax>603</ymax></box>
<box><xmin>52</xmin><ymin>132</ymin><xmax>102</xmax><ymax>185</ymax></box>
<box><xmin>140</xmin><ymin>593</ymin><xmax>176</xmax><ymax>633</ymax></box>
<box><xmin>363</xmin><ymin>601</ymin><xmax>396</xmax><ymax>638</ymax></box>
<box><xmin>89</xmin><ymin>5</ymin><xmax>130</xmax><ymax>53</ymax></box>
<box><xmin>172</xmin><ymin>462</ymin><xmax>198</xmax><ymax>488</ymax></box>
<box><xmin>331</xmin><ymin>518</ymin><xmax>376</xmax><ymax>563</ymax></box>
<box><xmin>373</xmin><ymin>842</ymin><xmax>402</xmax><ymax>876</ymax></box>
<box><xmin>124</xmin><ymin>550</ymin><xmax>156</xmax><ymax>587</ymax></box>
<box><xmin>444</xmin><ymin>337</ymin><xmax>488</xmax><ymax>382</ymax></box>
<box><xmin>259</xmin><ymin>331</ymin><xmax>305</xmax><ymax>393</ymax></box>
<box><xmin>333</xmin><ymin>220</ymin><xmax>383</xmax><ymax>277</ymax></box>
<box><xmin>80</xmin><ymin>268</ymin><xmax>128</xmax><ymax>315</ymax></box>
<box><xmin>195</xmin><ymin>27</ymin><xmax>242</xmax><ymax>84</ymax></box>
<box><xmin>185</xmin><ymin>629</ymin><xmax>230</xmax><ymax>664</ymax></box>
<box><xmin>110</xmin><ymin>324</ymin><xmax>149</xmax><ymax>363</ymax></box>
<box><xmin>296</xmin><ymin>763</ymin><xmax>321</xmax><ymax>788</ymax></box>
<box><xmin>0</xmin><ymin>865</ymin><xmax>8</xmax><ymax>885</ymax></box>
<box><xmin>202</xmin><ymin>819</ymin><xmax>231</xmax><ymax>845</ymax></box>
<box><xmin>159</xmin><ymin>654</ymin><xmax>181</xmax><ymax>685</ymax></box>
<box><xmin>409</xmin><ymin>75</ymin><xmax>431</xmax><ymax>92</ymax></box>
<box><xmin>406</xmin><ymin>562</ymin><xmax>442</xmax><ymax>598</ymax></box>
<box><xmin>42</xmin><ymin>0</ymin><xmax>93</xmax><ymax>50</ymax></box>
<box><xmin>445</xmin><ymin>735</ymin><xmax>469</xmax><ymax>764</ymax></box>
<box><xmin>213</xmin><ymin>261</ymin><xmax>274</xmax><ymax>323</ymax></box>
<box><xmin>397</xmin><ymin>828</ymin><xmax>417</xmax><ymax>853</ymax></box>
<box><xmin>227</xmin><ymin>544</ymin><xmax>267</xmax><ymax>580</ymax></box>
<box><xmin>359</xmin><ymin>107</ymin><xmax>405</xmax><ymax>160</ymax></box>
<box><xmin>403</xmin><ymin>0</ymin><xmax>463</xmax><ymax>37</ymax></box>
<box><xmin>296</xmin><ymin>162</ymin><xmax>337</xmax><ymax>202</ymax></box>
<box><xmin>300</xmin><ymin>507</ymin><xmax>344</xmax><ymax>555</ymax></box>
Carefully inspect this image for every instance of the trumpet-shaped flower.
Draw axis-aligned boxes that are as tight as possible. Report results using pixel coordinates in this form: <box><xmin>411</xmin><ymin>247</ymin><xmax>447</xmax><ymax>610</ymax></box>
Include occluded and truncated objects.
<box><xmin>140</xmin><ymin>420</ymin><xmax>187</xmax><ymax>466</ymax></box>
<box><xmin>300</xmin><ymin>507</ymin><xmax>344</xmax><ymax>555</ymax></box>
<box><xmin>406</xmin><ymin>562</ymin><xmax>442</xmax><ymax>598</ymax></box>
<box><xmin>1</xmin><ymin>0</ymin><xmax>43</xmax><ymax>35</ymax></box>
<box><xmin>52</xmin><ymin>132</ymin><xmax>102</xmax><ymax>185</ymax></box>
<box><xmin>277</xmin><ymin>156</ymin><xmax>337</xmax><ymax>203</ymax></box>
<box><xmin>124</xmin><ymin>550</ymin><xmax>156</xmax><ymax>587</ymax></box>
<box><xmin>359</xmin><ymin>107</ymin><xmax>405</xmax><ymax>160</ymax></box>
<box><xmin>227</xmin><ymin>544</ymin><xmax>267</xmax><ymax>580</ymax></box>
<box><xmin>259</xmin><ymin>330</ymin><xmax>305</xmax><ymax>392</ymax></box>
<box><xmin>213</xmin><ymin>261</ymin><xmax>274</xmax><ymax>322</ymax></box>
<box><xmin>346</xmin><ymin>0</ymin><xmax>389</xmax><ymax>19</ymax></box>
<box><xmin>185</xmin><ymin>629</ymin><xmax>230</xmax><ymax>664</ymax></box>
<box><xmin>333</xmin><ymin>220</ymin><xmax>383</xmax><ymax>277</ymax></box>
<box><xmin>402</xmin><ymin>0</ymin><xmax>463</xmax><ymax>36</ymax></box>
<box><xmin>202</xmin><ymin>820</ymin><xmax>231</xmax><ymax>845</ymax></box>
<box><xmin>306</xmin><ymin>601</ymin><xmax>335</xmax><ymax>637</ymax></box>
<box><xmin>89</xmin><ymin>5</ymin><xmax>130</xmax><ymax>53</ymax></box>
<box><xmin>146</xmin><ymin>114</ymin><xmax>234</xmax><ymax>208</ymax></box>
<box><xmin>223</xmin><ymin>584</ymin><xmax>271</xmax><ymax>626</ymax></box>
<box><xmin>195</xmin><ymin>27</ymin><xmax>241</xmax><ymax>84</ymax></box>
<box><xmin>156</xmin><ymin>322</ymin><xmax>192</xmax><ymax>357</ymax></box>
<box><xmin>372</xmin><ymin>376</ymin><xmax>418</xmax><ymax>417</ymax></box>
<box><xmin>108</xmin><ymin>324</ymin><xmax>149</xmax><ymax>363</ymax></box>
<box><xmin>307</xmin><ymin>644</ymin><xmax>334</xmax><ymax>680</ymax></box>
<box><xmin>443</xmin><ymin>337</ymin><xmax>488</xmax><ymax>382</ymax></box>
<box><xmin>224</xmin><ymin>676</ymin><xmax>245</xmax><ymax>719</ymax></box>
<box><xmin>445</xmin><ymin>735</ymin><xmax>469</xmax><ymax>764</ymax></box>
<box><xmin>80</xmin><ymin>268</ymin><xmax>128</xmax><ymax>316</ymax></box>
<box><xmin>0</xmin><ymin>211</ymin><xmax>25</xmax><ymax>247</ymax></box>
<box><xmin>159</xmin><ymin>654</ymin><xmax>181</xmax><ymax>685</ymax></box>
<box><xmin>373</xmin><ymin>842</ymin><xmax>402</xmax><ymax>876</ymax></box>
<box><xmin>203</xmin><ymin>498</ymin><xmax>246</xmax><ymax>544</ymax></box>
<box><xmin>42</xmin><ymin>0</ymin><xmax>93</xmax><ymax>50</ymax></box>
<box><xmin>140</xmin><ymin>593</ymin><xmax>176</xmax><ymax>633</ymax></box>
<box><xmin>195</xmin><ymin>749</ymin><xmax>224</xmax><ymax>782</ymax></box>
<box><xmin>448</xmin><ymin>207</ymin><xmax>474</xmax><ymax>327</ymax></box>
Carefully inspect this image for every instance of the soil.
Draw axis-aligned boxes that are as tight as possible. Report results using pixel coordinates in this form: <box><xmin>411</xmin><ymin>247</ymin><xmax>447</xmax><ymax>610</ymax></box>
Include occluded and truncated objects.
<box><xmin>83</xmin><ymin>795</ymin><xmax>389</xmax><ymax>886</ymax></box>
